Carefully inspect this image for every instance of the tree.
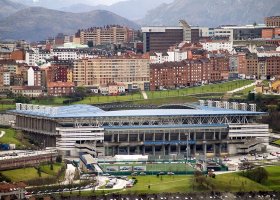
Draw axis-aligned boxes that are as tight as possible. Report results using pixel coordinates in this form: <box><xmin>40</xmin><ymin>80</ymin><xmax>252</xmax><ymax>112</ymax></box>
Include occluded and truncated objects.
<box><xmin>247</xmin><ymin>92</ymin><xmax>255</xmax><ymax>101</ymax></box>
<box><xmin>87</xmin><ymin>41</ymin><xmax>94</xmax><ymax>47</ymax></box>
<box><xmin>74</xmin><ymin>86</ymin><xmax>87</xmax><ymax>98</ymax></box>
<box><xmin>15</xmin><ymin>95</ymin><xmax>31</xmax><ymax>103</ymax></box>
<box><xmin>37</xmin><ymin>166</ymin><xmax>42</xmax><ymax>177</ymax></box>
<box><xmin>242</xmin><ymin>167</ymin><xmax>268</xmax><ymax>184</ymax></box>
<box><xmin>73</xmin><ymin>168</ymin><xmax>80</xmax><ymax>180</ymax></box>
<box><xmin>56</xmin><ymin>155</ymin><xmax>62</xmax><ymax>163</ymax></box>
<box><xmin>50</xmin><ymin>163</ymin><xmax>54</xmax><ymax>171</ymax></box>
<box><xmin>194</xmin><ymin>170</ymin><xmax>207</xmax><ymax>188</ymax></box>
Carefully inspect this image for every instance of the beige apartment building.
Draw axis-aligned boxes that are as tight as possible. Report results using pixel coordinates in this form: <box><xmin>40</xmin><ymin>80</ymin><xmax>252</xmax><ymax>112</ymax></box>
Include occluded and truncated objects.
<box><xmin>80</xmin><ymin>26</ymin><xmax>134</xmax><ymax>45</ymax></box>
<box><xmin>73</xmin><ymin>56</ymin><xmax>150</xmax><ymax>90</ymax></box>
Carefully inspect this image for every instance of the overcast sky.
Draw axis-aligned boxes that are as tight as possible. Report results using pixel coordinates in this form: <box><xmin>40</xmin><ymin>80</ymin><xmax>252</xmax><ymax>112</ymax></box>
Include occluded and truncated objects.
<box><xmin>33</xmin><ymin>0</ymin><xmax>129</xmax><ymax>5</ymax></box>
<box><xmin>100</xmin><ymin>0</ymin><xmax>127</xmax><ymax>5</ymax></box>
<box><xmin>33</xmin><ymin>0</ymin><xmax>172</xmax><ymax>6</ymax></box>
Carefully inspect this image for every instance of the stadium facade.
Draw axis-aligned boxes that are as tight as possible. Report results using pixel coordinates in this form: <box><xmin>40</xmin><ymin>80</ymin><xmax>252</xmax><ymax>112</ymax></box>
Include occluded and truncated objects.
<box><xmin>10</xmin><ymin>100</ymin><xmax>269</xmax><ymax>158</ymax></box>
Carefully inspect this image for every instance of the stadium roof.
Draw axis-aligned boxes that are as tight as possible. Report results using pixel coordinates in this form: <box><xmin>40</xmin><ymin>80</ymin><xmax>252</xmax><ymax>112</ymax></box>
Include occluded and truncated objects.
<box><xmin>10</xmin><ymin>104</ymin><xmax>266</xmax><ymax>118</ymax></box>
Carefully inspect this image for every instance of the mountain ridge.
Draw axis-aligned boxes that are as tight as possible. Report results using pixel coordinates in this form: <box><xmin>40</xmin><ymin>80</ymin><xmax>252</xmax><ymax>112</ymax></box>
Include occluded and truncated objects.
<box><xmin>60</xmin><ymin>0</ymin><xmax>174</xmax><ymax>20</ymax></box>
<box><xmin>0</xmin><ymin>7</ymin><xmax>139</xmax><ymax>41</ymax></box>
<box><xmin>0</xmin><ymin>0</ymin><xmax>26</xmax><ymax>19</ymax></box>
<box><xmin>141</xmin><ymin>0</ymin><xmax>280</xmax><ymax>26</ymax></box>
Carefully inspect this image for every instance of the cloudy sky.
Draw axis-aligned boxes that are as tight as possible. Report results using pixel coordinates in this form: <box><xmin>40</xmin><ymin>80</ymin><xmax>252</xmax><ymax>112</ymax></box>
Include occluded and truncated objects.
<box><xmin>31</xmin><ymin>0</ymin><xmax>172</xmax><ymax>6</ymax></box>
<box><xmin>99</xmin><ymin>0</ymin><xmax>127</xmax><ymax>5</ymax></box>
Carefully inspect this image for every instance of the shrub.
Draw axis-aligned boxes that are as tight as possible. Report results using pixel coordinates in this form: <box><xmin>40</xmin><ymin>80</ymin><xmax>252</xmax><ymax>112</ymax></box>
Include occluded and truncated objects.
<box><xmin>242</xmin><ymin>167</ymin><xmax>268</xmax><ymax>184</ymax></box>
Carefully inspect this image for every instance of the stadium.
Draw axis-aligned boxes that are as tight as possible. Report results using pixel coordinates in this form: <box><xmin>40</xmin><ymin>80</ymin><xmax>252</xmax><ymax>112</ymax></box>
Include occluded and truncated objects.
<box><xmin>10</xmin><ymin>100</ymin><xmax>269</xmax><ymax>158</ymax></box>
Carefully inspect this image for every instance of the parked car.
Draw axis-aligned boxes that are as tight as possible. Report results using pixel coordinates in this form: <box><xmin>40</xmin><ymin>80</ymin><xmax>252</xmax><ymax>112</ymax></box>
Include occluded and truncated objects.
<box><xmin>131</xmin><ymin>172</ymin><xmax>138</xmax><ymax>176</ymax></box>
<box><xmin>120</xmin><ymin>167</ymin><xmax>130</xmax><ymax>171</ymax></box>
<box><xmin>105</xmin><ymin>183</ymin><xmax>114</xmax><ymax>188</ymax></box>
<box><xmin>134</xmin><ymin>167</ymin><xmax>144</xmax><ymax>171</ymax></box>
<box><xmin>107</xmin><ymin>167</ymin><xmax>117</xmax><ymax>171</ymax></box>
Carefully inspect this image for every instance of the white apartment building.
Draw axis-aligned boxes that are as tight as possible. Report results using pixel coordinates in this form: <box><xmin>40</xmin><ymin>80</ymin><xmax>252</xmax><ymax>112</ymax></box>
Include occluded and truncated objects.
<box><xmin>27</xmin><ymin>66</ymin><xmax>41</xmax><ymax>86</ymax></box>
<box><xmin>150</xmin><ymin>51</ymin><xmax>188</xmax><ymax>64</ymax></box>
<box><xmin>201</xmin><ymin>41</ymin><xmax>233</xmax><ymax>52</ymax></box>
<box><xmin>25</xmin><ymin>48</ymin><xmax>51</xmax><ymax>66</ymax></box>
<box><xmin>3</xmin><ymin>72</ymin><xmax>10</xmax><ymax>86</ymax></box>
<box><xmin>52</xmin><ymin>48</ymin><xmax>78</xmax><ymax>60</ymax></box>
<box><xmin>25</xmin><ymin>48</ymin><xmax>97</xmax><ymax>65</ymax></box>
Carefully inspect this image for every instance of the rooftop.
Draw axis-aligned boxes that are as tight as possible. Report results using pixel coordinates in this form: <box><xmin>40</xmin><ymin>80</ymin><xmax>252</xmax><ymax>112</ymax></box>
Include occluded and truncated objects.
<box><xmin>10</xmin><ymin>104</ymin><xmax>265</xmax><ymax>119</ymax></box>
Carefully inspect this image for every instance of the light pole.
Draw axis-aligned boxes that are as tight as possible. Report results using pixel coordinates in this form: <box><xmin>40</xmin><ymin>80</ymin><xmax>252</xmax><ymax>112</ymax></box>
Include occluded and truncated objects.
<box><xmin>185</xmin><ymin>133</ymin><xmax>190</xmax><ymax>163</ymax></box>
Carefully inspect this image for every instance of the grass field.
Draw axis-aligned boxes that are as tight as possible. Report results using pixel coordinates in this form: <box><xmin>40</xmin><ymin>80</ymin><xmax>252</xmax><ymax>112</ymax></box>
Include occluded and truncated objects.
<box><xmin>31</xmin><ymin>97</ymin><xmax>70</xmax><ymax>106</ymax></box>
<box><xmin>146</xmin><ymin>80</ymin><xmax>253</xmax><ymax>99</ymax></box>
<box><xmin>273</xmin><ymin>139</ymin><xmax>280</xmax><ymax>146</ymax></box>
<box><xmin>123</xmin><ymin>175</ymin><xmax>195</xmax><ymax>194</ymax></box>
<box><xmin>40</xmin><ymin>163</ymin><xmax>64</xmax><ymax>176</ymax></box>
<box><xmin>1</xmin><ymin>167</ymin><xmax>51</xmax><ymax>182</ymax></box>
<box><xmin>122</xmin><ymin>172</ymin><xmax>271</xmax><ymax>194</ymax></box>
<box><xmin>0</xmin><ymin>128</ymin><xmax>22</xmax><ymax>146</ymax></box>
<box><xmin>0</xmin><ymin>104</ymin><xmax>15</xmax><ymax>111</ymax></box>
<box><xmin>1</xmin><ymin>163</ymin><xmax>64</xmax><ymax>182</ymax></box>
<box><xmin>75</xmin><ymin>93</ymin><xmax>144</xmax><ymax>105</ymax></box>
<box><xmin>63</xmin><ymin>166</ymin><xmax>280</xmax><ymax>197</ymax></box>
<box><xmin>0</xmin><ymin>128</ymin><xmax>34</xmax><ymax>149</ymax></box>
<box><xmin>209</xmin><ymin>173</ymin><xmax>269</xmax><ymax>192</ymax></box>
<box><xmin>263</xmin><ymin>166</ymin><xmax>280</xmax><ymax>191</ymax></box>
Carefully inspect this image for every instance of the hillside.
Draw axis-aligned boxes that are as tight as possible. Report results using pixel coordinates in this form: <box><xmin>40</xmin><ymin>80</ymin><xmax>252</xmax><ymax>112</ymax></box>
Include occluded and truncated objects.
<box><xmin>0</xmin><ymin>7</ymin><xmax>139</xmax><ymax>41</ymax></box>
<box><xmin>141</xmin><ymin>0</ymin><xmax>280</xmax><ymax>26</ymax></box>
<box><xmin>60</xmin><ymin>0</ymin><xmax>173</xmax><ymax>20</ymax></box>
<box><xmin>0</xmin><ymin>0</ymin><xmax>26</xmax><ymax>19</ymax></box>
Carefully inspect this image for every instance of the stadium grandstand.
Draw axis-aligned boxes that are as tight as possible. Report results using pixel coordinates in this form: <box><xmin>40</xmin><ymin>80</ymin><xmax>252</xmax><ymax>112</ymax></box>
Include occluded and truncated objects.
<box><xmin>9</xmin><ymin>100</ymin><xmax>269</xmax><ymax>158</ymax></box>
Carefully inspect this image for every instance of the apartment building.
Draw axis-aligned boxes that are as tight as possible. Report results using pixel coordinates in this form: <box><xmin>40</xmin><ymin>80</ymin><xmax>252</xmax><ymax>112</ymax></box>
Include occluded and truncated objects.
<box><xmin>47</xmin><ymin>81</ymin><xmax>75</xmax><ymax>96</ymax></box>
<box><xmin>149</xmin><ymin>57</ymin><xmax>226</xmax><ymax>90</ymax></box>
<box><xmin>73</xmin><ymin>56</ymin><xmax>150</xmax><ymax>90</ymax></box>
<box><xmin>52</xmin><ymin>48</ymin><xmax>78</xmax><ymax>60</ymax></box>
<box><xmin>265</xmin><ymin>16</ymin><xmax>280</xmax><ymax>27</ymax></box>
<box><xmin>46</xmin><ymin>60</ymin><xmax>73</xmax><ymax>83</ymax></box>
<box><xmin>25</xmin><ymin>49</ymin><xmax>51</xmax><ymax>66</ymax></box>
<box><xmin>245</xmin><ymin>53</ymin><xmax>280</xmax><ymax>79</ymax></box>
<box><xmin>27</xmin><ymin>66</ymin><xmax>42</xmax><ymax>86</ymax></box>
<box><xmin>201</xmin><ymin>40</ymin><xmax>233</xmax><ymax>52</ymax></box>
<box><xmin>79</xmin><ymin>25</ymin><xmax>134</xmax><ymax>45</ymax></box>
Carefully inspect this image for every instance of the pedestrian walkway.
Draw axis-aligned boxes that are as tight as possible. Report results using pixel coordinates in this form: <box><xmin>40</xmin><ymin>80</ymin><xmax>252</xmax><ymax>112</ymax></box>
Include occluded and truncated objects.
<box><xmin>141</xmin><ymin>91</ymin><xmax>148</xmax><ymax>99</ymax></box>
<box><xmin>63</xmin><ymin>164</ymin><xmax>76</xmax><ymax>184</ymax></box>
<box><xmin>0</xmin><ymin>131</ymin><xmax>5</xmax><ymax>138</ymax></box>
<box><xmin>223</xmin><ymin>80</ymin><xmax>259</xmax><ymax>100</ymax></box>
<box><xmin>227</xmin><ymin>80</ymin><xmax>259</xmax><ymax>94</ymax></box>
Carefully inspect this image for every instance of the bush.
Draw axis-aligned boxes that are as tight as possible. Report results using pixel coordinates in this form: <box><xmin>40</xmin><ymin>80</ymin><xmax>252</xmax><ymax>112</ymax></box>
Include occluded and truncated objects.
<box><xmin>0</xmin><ymin>173</ymin><xmax>11</xmax><ymax>182</ymax></box>
<box><xmin>62</xmin><ymin>97</ymin><xmax>83</xmax><ymax>104</ymax></box>
<box><xmin>242</xmin><ymin>167</ymin><xmax>268</xmax><ymax>184</ymax></box>
<box><xmin>56</xmin><ymin>155</ymin><xmax>62</xmax><ymax>163</ymax></box>
<box><xmin>15</xmin><ymin>95</ymin><xmax>31</xmax><ymax>103</ymax></box>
